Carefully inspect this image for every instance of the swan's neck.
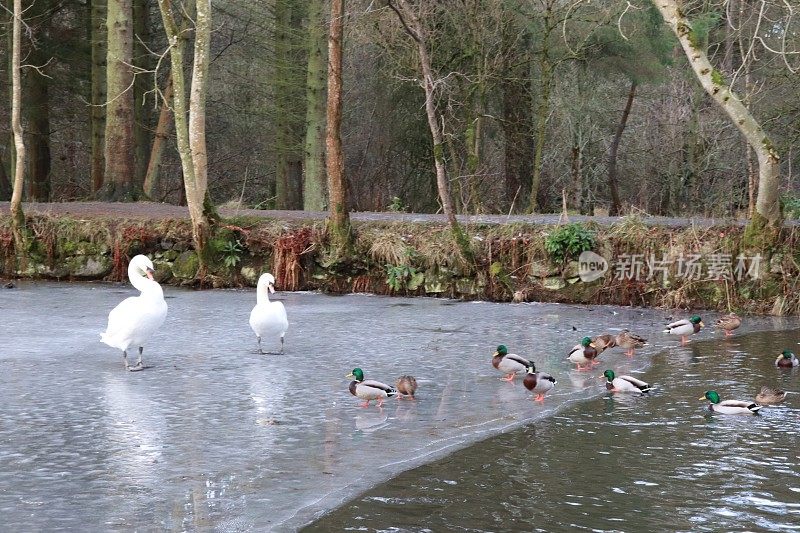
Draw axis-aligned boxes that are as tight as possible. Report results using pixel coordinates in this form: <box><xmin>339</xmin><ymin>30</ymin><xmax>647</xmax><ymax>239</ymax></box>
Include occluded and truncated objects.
<box><xmin>256</xmin><ymin>279</ymin><xmax>271</xmax><ymax>305</ymax></box>
<box><xmin>130</xmin><ymin>269</ymin><xmax>163</xmax><ymax>298</ymax></box>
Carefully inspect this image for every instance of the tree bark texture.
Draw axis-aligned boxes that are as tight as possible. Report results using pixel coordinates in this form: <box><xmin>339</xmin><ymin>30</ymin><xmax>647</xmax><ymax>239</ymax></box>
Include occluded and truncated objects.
<box><xmin>303</xmin><ymin>0</ymin><xmax>328</xmax><ymax>211</ymax></box>
<box><xmin>143</xmin><ymin>74</ymin><xmax>174</xmax><ymax>198</ymax></box>
<box><xmin>91</xmin><ymin>0</ymin><xmax>107</xmax><ymax>193</ymax></box>
<box><xmin>104</xmin><ymin>0</ymin><xmax>137</xmax><ymax>200</ymax></box>
<box><xmin>133</xmin><ymin>0</ymin><xmax>152</xmax><ymax>189</ymax></box>
<box><xmin>10</xmin><ymin>0</ymin><xmax>26</xmax><ymax>247</ymax></box>
<box><xmin>607</xmin><ymin>81</ymin><xmax>637</xmax><ymax>216</ymax></box>
<box><xmin>653</xmin><ymin>0</ymin><xmax>781</xmax><ymax>227</ymax></box>
<box><xmin>325</xmin><ymin>0</ymin><xmax>351</xmax><ymax>252</ymax></box>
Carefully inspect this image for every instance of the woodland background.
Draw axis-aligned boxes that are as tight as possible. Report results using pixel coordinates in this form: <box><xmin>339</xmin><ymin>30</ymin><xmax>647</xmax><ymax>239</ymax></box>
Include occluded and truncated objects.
<box><xmin>0</xmin><ymin>0</ymin><xmax>798</xmax><ymax>218</ymax></box>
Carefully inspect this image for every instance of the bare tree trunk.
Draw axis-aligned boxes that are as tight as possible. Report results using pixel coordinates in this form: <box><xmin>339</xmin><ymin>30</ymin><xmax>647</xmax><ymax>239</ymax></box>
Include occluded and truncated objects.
<box><xmin>143</xmin><ymin>74</ymin><xmax>174</xmax><ymax>198</ymax></box>
<box><xmin>389</xmin><ymin>0</ymin><xmax>471</xmax><ymax>260</ymax></box>
<box><xmin>653</xmin><ymin>0</ymin><xmax>781</xmax><ymax>239</ymax></box>
<box><xmin>158</xmin><ymin>0</ymin><xmax>216</xmax><ymax>265</ymax></box>
<box><xmin>25</xmin><ymin>65</ymin><xmax>52</xmax><ymax>201</ymax></box>
<box><xmin>104</xmin><ymin>0</ymin><xmax>137</xmax><ymax>200</ymax></box>
<box><xmin>133</xmin><ymin>0</ymin><xmax>152</xmax><ymax>189</ymax></box>
<box><xmin>303</xmin><ymin>0</ymin><xmax>328</xmax><ymax>211</ymax></box>
<box><xmin>10</xmin><ymin>0</ymin><xmax>26</xmax><ymax>252</ymax></box>
<box><xmin>325</xmin><ymin>0</ymin><xmax>352</xmax><ymax>253</ymax></box>
<box><xmin>91</xmin><ymin>0</ymin><xmax>107</xmax><ymax>193</ymax></box>
<box><xmin>607</xmin><ymin>81</ymin><xmax>636</xmax><ymax>216</ymax></box>
<box><xmin>0</xmin><ymin>154</ymin><xmax>10</xmax><ymax>201</ymax></box>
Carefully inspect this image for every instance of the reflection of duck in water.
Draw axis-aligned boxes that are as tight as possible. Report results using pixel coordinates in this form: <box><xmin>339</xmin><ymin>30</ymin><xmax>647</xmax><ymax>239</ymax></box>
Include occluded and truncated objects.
<box><xmin>664</xmin><ymin>315</ymin><xmax>703</xmax><ymax>345</ymax></box>
<box><xmin>347</xmin><ymin>368</ymin><xmax>397</xmax><ymax>407</ymax></box>
<box><xmin>567</xmin><ymin>337</ymin><xmax>599</xmax><ymax>371</ymax></box>
<box><xmin>492</xmin><ymin>345</ymin><xmax>533</xmax><ymax>381</ymax></box>
<box><xmin>601</xmin><ymin>370</ymin><xmax>651</xmax><ymax>394</ymax></box>
<box><xmin>354</xmin><ymin>409</ymin><xmax>389</xmax><ymax>432</ymax></box>
<box><xmin>395</xmin><ymin>375</ymin><xmax>418</xmax><ymax>399</ymax></box>
<box><xmin>755</xmin><ymin>386</ymin><xmax>788</xmax><ymax>405</ymax></box>
<box><xmin>715</xmin><ymin>313</ymin><xmax>742</xmax><ymax>337</ymax></box>
<box><xmin>775</xmin><ymin>350</ymin><xmax>799</xmax><ymax>368</ymax></box>
<box><xmin>700</xmin><ymin>390</ymin><xmax>761</xmax><ymax>414</ymax></box>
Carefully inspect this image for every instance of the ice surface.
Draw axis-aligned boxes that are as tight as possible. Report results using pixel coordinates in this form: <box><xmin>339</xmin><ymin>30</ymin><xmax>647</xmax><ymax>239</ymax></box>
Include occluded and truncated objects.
<box><xmin>0</xmin><ymin>282</ymin><xmax>791</xmax><ymax>530</ymax></box>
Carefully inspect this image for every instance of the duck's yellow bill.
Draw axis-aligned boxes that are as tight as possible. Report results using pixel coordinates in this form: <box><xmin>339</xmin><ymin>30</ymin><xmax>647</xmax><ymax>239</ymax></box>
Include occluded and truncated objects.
<box><xmin>492</xmin><ymin>351</ymin><xmax>499</xmax><ymax>356</ymax></box>
<box><xmin>698</xmin><ymin>395</ymin><xmax>707</xmax><ymax>400</ymax></box>
<box><xmin>346</xmin><ymin>373</ymin><xmax>354</xmax><ymax>378</ymax></box>
<box><xmin>589</xmin><ymin>343</ymin><xmax>597</xmax><ymax>348</ymax></box>
<box><xmin>699</xmin><ymin>321</ymin><xmax>705</xmax><ymax>327</ymax></box>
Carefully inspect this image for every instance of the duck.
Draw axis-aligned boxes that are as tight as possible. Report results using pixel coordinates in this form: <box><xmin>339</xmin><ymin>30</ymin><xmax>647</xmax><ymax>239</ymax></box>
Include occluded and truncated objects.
<box><xmin>592</xmin><ymin>334</ymin><xmax>617</xmax><ymax>353</ymax></box>
<box><xmin>700</xmin><ymin>390</ymin><xmax>761</xmax><ymax>414</ymax></box>
<box><xmin>249</xmin><ymin>273</ymin><xmax>289</xmax><ymax>354</ymax></box>
<box><xmin>615</xmin><ymin>330</ymin><xmax>647</xmax><ymax>356</ymax></box>
<box><xmin>395</xmin><ymin>375</ymin><xmax>418</xmax><ymax>399</ymax></box>
<box><xmin>715</xmin><ymin>313</ymin><xmax>742</xmax><ymax>336</ymax></box>
<box><xmin>523</xmin><ymin>364</ymin><xmax>557</xmax><ymax>401</ymax></box>
<box><xmin>347</xmin><ymin>368</ymin><xmax>397</xmax><ymax>407</ymax></box>
<box><xmin>775</xmin><ymin>349</ymin><xmax>799</xmax><ymax>368</ymax></box>
<box><xmin>567</xmin><ymin>337</ymin><xmax>599</xmax><ymax>371</ymax></box>
<box><xmin>754</xmin><ymin>386</ymin><xmax>788</xmax><ymax>405</ymax></box>
<box><xmin>664</xmin><ymin>315</ymin><xmax>703</xmax><ymax>345</ymax></box>
<box><xmin>492</xmin><ymin>345</ymin><xmax>534</xmax><ymax>381</ymax></box>
<box><xmin>101</xmin><ymin>254</ymin><xmax>168</xmax><ymax>371</ymax></box>
<box><xmin>601</xmin><ymin>369</ymin><xmax>651</xmax><ymax>393</ymax></box>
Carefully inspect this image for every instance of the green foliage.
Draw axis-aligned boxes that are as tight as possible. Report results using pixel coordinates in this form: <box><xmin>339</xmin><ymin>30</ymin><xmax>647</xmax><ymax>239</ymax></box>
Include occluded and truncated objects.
<box><xmin>387</xmin><ymin>196</ymin><xmax>408</xmax><ymax>212</ymax></box>
<box><xmin>711</xmin><ymin>68</ymin><xmax>725</xmax><ymax>86</ymax></box>
<box><xmin>781</xmin><ymin>195</ymin><xmax>800</xmax><ymax>219</ymax></box>
<box><xmin>385</xmin><ymin>264</ymin><xmax>424</xmax><ymax>292</ymax></box>
<box><xmin>544</xmin><ymin>223</ymin><xmax>596</xmax><ymax>263</ymax></box>
<box><xmin>219</xmin><ymin>238</ymin><xmax>244</xmax><ymax>269</ymax></box>
<box><xmin>688</xmin><ymin>11</ymin><xmax>721</xmax><ymax>49</ymax></box>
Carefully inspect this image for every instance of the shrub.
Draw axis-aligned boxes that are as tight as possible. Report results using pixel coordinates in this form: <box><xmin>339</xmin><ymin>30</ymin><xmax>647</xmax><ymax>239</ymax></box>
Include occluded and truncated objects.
<box><xmin>544</xmin><ymin>223</ymin><xmax>596</xmax><ymax>263</ymax></box>
<box><xmin>781</xmin><ymin>195</ymin><xmax>800</xmax><ymax>219</ymax></box>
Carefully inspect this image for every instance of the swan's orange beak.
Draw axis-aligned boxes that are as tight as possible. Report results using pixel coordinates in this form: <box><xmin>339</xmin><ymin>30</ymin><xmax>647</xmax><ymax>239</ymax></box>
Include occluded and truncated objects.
<box><xmin>268</xmin><ymin>283</ymin><xmax>275</xmax><ymax>294</ymax></box>
<box><xmin>146</xmin><ymin>267</ymin><xmax>155</xmax><ymax>280</ymax></box>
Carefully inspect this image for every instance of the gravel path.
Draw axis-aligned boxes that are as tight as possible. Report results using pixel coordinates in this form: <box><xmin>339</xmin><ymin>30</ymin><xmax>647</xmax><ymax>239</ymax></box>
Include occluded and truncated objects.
<box><xmin>1</xmin><ymin>201</ymin><xmax>776</xmax><ymax>227</ymax></box>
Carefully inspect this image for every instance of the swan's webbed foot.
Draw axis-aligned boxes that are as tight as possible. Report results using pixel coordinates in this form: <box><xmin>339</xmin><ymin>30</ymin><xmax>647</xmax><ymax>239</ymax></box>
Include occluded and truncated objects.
<box><xmin>279</xmin><ymin>337</ymin><xmax>285</xmax><ymax>354</ymax></box>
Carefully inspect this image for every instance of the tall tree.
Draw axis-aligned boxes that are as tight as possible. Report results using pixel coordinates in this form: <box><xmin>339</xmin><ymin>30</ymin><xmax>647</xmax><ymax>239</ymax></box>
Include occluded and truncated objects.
<box><xmin>25</xmin><ymin>4</ymin><xmax>53</xmax><ymax>202</ymax></box>
<box><xmin>158</xmin><ymin>0</ymin><xmax>217</xmax><ymax>264</ymax></box>
<box><xmin>606</xmin><ymin>81</ymin><xmax>636</xmax><ymax>215</ymax></box>
<box><xmin>91</xmin><ymin>0</ymin><xmax>107</xmax><ymax>193</ymax></box>
<box><xmin>10</xmin><ymin>0</ymin><xmax>26</xmax><ymax>253</ymax></box>
<box><xmin>303</xmin><ymin>0</ymin><xmax>328</xmax><ymax>211</ymax></box>
<box><xmin>133</xmin><ymin>0</ymin><xmax>153</xmax><ymax>189</ymax></box>
<box><xmin>388</xmin><ymin>0</ymin><xmax>472</xmax><ymax>259</ymax></box>
<box><xmin>142</xmin><ymin>75</ymin><xmax>174</xmax><ymax>198</ymax></box>
<box><xmin>103</xmin><ymin>0</ymin><xmax>137</xmax><ymax>200</ymax></box>
<box><xmin>325</xmin><ymin>0</ymin><xmax>352</xmax><ymax>253</ymax></box>
<box><xmin>652</xmin><ymin>0</ymin><xmax>781</xmax><ymax>238</ymax></box>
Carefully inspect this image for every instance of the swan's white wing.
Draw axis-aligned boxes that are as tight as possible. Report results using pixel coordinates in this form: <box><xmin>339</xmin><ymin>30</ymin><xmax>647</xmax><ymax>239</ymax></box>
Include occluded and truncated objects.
<box><xmin>101</xmin><ymin>296</ymin><xmax>141</xmax><ymax>350</ymax></box>
<box><xmin>249</xmin><ymin>302</ymin><xmax>289</xmax><ymax>338</ymax></box>
<box><xmin>101</xmin><ymin>295</ymin><xmax>167</xmax><ymax>352</ymax></box>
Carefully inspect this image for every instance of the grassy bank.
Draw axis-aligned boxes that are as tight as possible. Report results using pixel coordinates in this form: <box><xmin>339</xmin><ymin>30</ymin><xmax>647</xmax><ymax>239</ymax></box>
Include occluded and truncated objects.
<box><xmin>1</xmin><ymin>212</ymin><xmax>799</xmax><ymax>315</ymax></box>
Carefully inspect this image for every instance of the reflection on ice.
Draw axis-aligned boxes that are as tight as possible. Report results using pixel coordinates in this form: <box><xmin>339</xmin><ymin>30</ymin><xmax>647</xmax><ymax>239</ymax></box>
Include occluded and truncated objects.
<box><xmin>0</xmin><ymin>282</ymin><xmax>792</xmax><ymax>531</ymax></box>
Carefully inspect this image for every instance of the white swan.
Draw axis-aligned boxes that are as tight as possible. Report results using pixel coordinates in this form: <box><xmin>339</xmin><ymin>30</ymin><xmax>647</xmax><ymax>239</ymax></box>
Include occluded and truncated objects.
<box><xmin>100</xmin><ymin>255</ymin><xmax>168</xmax><ymax>371</ymax></box>
<box><xmin>249</xmin><ymin>273</ymin><xmax>288</xmax><ymax>354</ymax></box>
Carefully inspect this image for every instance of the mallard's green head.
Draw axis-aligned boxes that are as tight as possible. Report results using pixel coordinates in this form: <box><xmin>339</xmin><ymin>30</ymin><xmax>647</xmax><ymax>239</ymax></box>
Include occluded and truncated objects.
<box><xmin>690</xmin><ymin>315</ymin><xmax>703</xmax><ymax>326</ymax></box>
<box><xmin>347</xmin><ymin>368</ymin><xmax>364</xmax><ymax>382</ymax></box>
<box><xmin>581</xmin><ymin>336</ymin><xmax>592</xmax><ymax>347</ymax></box>
<box><xmin>494</xmin><ymin>345</ymin><xmax>508</xmax><ymax>356</ymax></box>
<box><xmin>700</xmin><ymin>390</ymin><xmax>721</xmax><ymax>404</ymax></box>
<box><xmin>602</xmin><ymin>369</ymin><xmax>615</xmax><ymax>382</ymax></box>
<box><xmin>781</xmin><ymin>350</ymin><xmax>795</xmax><ymax>359</ymax></box>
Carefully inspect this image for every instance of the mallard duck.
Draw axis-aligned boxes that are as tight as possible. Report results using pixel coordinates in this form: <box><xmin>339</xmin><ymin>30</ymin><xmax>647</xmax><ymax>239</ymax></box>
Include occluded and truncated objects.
<box><xmin>523</xmin><ymin>364</ymin><xmax>557</xmax><ymax>401</ymax></box>
<box><xmin>601</xmin><ymin>369</ymin><xmax>651</xmax><ymax>393</ymax></box>
<box><xmin>700</xmin><ymin>390</ymin><xmax>761</xmax><ymax>414</ymax></box>
<box><xmin>347</xmin><ymin>368</ymin><xmax>397</xmax><ymax>407</ymax></box>
<box><xmin>663</xmin><ymin>315</ymin><xmax>704</xmax><ymax>345</ymax></box>
<box><xmin>715</xmin><ymin>313</ymin><xmax>741</xmax><ymax>337</ymax></box>
<box><xmin>395</xmin><ymin>375</ymin><xmax>418</xmax><ymax>399</ymax></box>
<box><xmin>755</xmin><ymin>386</ymin><xmax>788</xmax><ymax>405</ymax></box>
<box><xmin>492</xmin><ymin>345</ymin><xmax>534</xmax><ymax>381</ymax></box>
<box><xmin>567</xmin><ymin>337</ymin><xmax>599</xmax><ymax>371</ymax></box>
<box><xmin>615</xmin><ymin>330</ymin><xmax>647</xmax><ymax>356</ymax></box>
<box><xmin>592</xmin><ymin>334</ymin><xmax>617</xmax><ymax>353</ymax></box>
<box><xmin>775</xmin><ymin>350</ymin><xmax>799</xmax><ymax>368</ymax></box>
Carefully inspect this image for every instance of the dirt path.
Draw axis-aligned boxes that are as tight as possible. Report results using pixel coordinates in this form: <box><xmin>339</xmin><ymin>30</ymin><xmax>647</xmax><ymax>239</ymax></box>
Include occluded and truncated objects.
<box><xmin>0</xmin><ymin>200</ymin><xmax>782</xmax><ymax>227</ymax></box>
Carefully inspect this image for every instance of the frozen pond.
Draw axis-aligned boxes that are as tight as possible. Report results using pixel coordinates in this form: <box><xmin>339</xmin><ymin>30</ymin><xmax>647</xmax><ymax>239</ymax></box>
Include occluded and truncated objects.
<box><xmin>0</xmin><ymin>282</ymin><xmax>795</xmax><ymax>530</ymax></box>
